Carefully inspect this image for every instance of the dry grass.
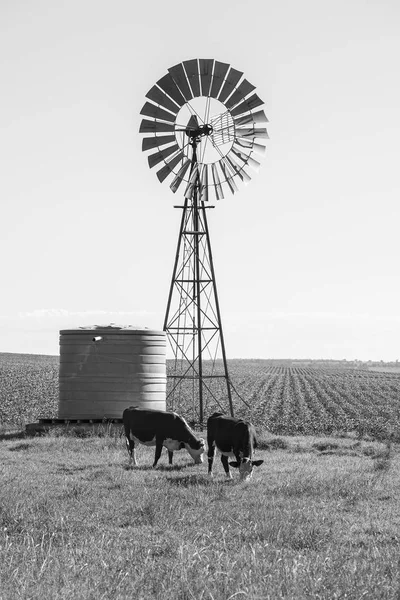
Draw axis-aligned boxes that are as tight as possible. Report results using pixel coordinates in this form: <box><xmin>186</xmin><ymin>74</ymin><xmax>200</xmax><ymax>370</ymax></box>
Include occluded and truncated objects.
<box><xmin>1</xmin><ymin>431</ymin><xmax>400</xmax><ymax>599</ymax></box>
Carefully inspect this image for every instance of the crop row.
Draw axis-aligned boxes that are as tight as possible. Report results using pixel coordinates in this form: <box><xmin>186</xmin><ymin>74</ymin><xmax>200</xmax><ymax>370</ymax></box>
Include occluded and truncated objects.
<box><xmin>225</xmin><ymin>367</ymin><xmax>400</xmax><ymax>438</ymax></box>
<box><xmin>169</xmin><ymin>364</ymin><xmax>400</xmax><ymax>438</ymax></box>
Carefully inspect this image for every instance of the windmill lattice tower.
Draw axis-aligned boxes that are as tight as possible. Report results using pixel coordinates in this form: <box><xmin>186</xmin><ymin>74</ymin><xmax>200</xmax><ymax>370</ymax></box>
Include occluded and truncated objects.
<box><xmin>139</xmin><ymin>58</ymin><xmax>268</xmax><ymax>425</ymax></box>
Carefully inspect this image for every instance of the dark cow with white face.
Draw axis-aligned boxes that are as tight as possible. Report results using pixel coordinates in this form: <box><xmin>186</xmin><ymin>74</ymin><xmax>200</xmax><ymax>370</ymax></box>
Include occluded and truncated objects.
<box><xmin>207</xmin><ymin>412</ymin><xmax>264</xmax><ymax>480</ymax></box>
<box><xmin>123</xmin><ymin>407</ymin><xmax>205</xmax><ymax>467</ymax></box>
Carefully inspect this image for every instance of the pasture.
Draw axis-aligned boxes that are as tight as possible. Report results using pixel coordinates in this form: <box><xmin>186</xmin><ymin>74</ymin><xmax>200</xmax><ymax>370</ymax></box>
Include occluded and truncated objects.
<box><xmin>1</xmin><ymin>353</ymin><xmax>400</xmax><ymax>598</ymax></box>
<box><xmin>1</xmin><ymin>431</ymin><xmax>399</xmax><ymax>599</ymax></box>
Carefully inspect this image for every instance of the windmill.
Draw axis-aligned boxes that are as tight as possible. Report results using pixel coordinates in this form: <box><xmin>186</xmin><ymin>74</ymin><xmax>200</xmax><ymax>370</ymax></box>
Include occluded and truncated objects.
<box><xmin>139</xmin><ymin>58</ymin><xmax>268</xmax><ymax>425</ymax></box>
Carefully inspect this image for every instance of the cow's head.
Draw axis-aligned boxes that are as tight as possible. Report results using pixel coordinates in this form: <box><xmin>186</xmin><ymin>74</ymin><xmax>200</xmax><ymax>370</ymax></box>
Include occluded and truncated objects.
<box><xmin>229</xmin><ymin>457</ymin><xmax>264</xmax><ymax>480</ymax></box>
<box><xmin>184</xmin><ymin>438</ymin><xmax>205</xmax><ymax>464</ymax></box>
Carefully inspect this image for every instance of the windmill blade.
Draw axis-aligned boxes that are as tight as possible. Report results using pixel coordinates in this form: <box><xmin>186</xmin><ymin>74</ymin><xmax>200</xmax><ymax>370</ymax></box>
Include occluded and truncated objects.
<box><xmin>139</xmin><ymin>119</ymin><xmax>175</xmax><ymax>133</ymax></box>
<box><xmin>183</xmin><ymin>59</ymin><xmax>201</xmax><ymax>97</ymax></box>
<box><xmin>142</xmin><ymin>134</ymin><xmax>176</xmax><ymax>152</ymax></box>
<box><xmin>226</xmin><ymin>176</ymin><xmax>238</xmax><ymax>194</ymax></box>
<box><xmin>209</xmin><ymin>61</ymin><xmax>230</xmax><ymax>99</ymax></box>
<box><xmin>240</xmin><ymin>170</ymin><xmax>252</xmax><ymax>184</ymax></box>
<box><xmin>234</xmin><ymin>138</ymin><xmax>253</xmax><ymax>149</ymax></box>
<box><xmin>148</xmin><ymin>144</ymin><xmax>180</xmax><ymax>168</ymax></box>
<box><xmin>199</xmin><ymin>59</ymin><xmax>214</xmax><ymax>97</ymax></box>
<box><xmin>234</xmin><ymin>138</ymin><xmax>266</xmax><ymax>155</ymax></box>
<box><xmin>225</xmin><ymin>154</ymin><xmax>250</xmax><ymax>183</ymax></box>
<box><xmin>145</xmin><ymin>85</ymin><xmax>180</xmax><ymax>115</ymax></box>
<box><xmin>235</xmin><ymin>127</ymin><xmax>269</xmax><ymax>140</ymax></box>
<box><xmin>218</xmin><ymin>67</ymin><xmax>243</xmax><ymax>103</ymax></box>
<box><xmin>219</xmin><ymin>156</ymin><xmax>236</xmax><ymax>180</ymax></box>
<box><xmin>211</xmin><ymin>163</ymin><xmax>224</xmax><ymax>200</ymax></box>
<box><xmin>234</xmin><ymin>110</ymin><xmax>269</xmax><ymax>127</ymax></box>
<box><xmin>246</xmin><ymin>155</ymin><xmax>261</xmax><ymax>171</ymax></box>
<box><xmin>184</xmin><ymin>164</ymin><xmax>199</xmax><ymax>199</ymax></box>
<box><xmin>231</xmin><ymin>94</ymin><xmax>264</xmax><ymax>117</ymax></box>
<box><xmin>156</xmin><ymin>152</ymin><xmax>185</xmax><ymax>183</ymax></box>
<box><xmin>140</xmin><ymin>102</ymin><xmax>176</xmax><ymax>123</ymax></box>
<box><xmin>226</xmin><ymin>154</ymin><xmax>252</xmax><ymax>184</ymax></box>
<box><xmin>156</xmin><ymin>73</ymin><xmax>186</xmax><ymax>107</ymax></box>
<box><xmin>231</xmin><ymin>148</ymin><xmax>246</xmax><ymax>164</ymax></box>
<box><xmin>170</xmin><ymin>159</ymin><xmax>191</xmax><ymax>193</ymax></box>
<box><xmin>199</xmin><ymin>164</ymin><xmax>208</xmax><ymax>202</ymax></box>
<box><xmin>168</xmin><ymin>63</ymin><xmax>193</xmax><ymax>101</ymax></box>
<box><xmin>219</xmin><ymin>160</ymin><xmax>238</xmax><ymax>194</ymax></box>
<box><xmin>232</xmin><ymin>147</ymin><xmax>261</xmax><ymax>171</ymax></box>
<box><xmin>200</xmin><ymin>183</ymin><xmax>208</xmax><ymax>203</ymax></box>
<box><xmin>252</xmin><ymin>142</ymin><xmax>266</xmax><ymax>155</ymax></box>
<box><xmin>225</xmin><ymin>79</ymin><xmax>256</xmax><ymax>110</ymax></box>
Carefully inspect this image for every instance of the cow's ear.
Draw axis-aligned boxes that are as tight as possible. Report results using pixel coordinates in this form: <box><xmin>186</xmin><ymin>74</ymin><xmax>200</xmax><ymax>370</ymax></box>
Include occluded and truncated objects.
<box><xmin>252</xmin><ymin>460</ymin><xmax>264</xmax><ymax>467</ymax></box>
<box><xmin>229</xmin><ymin>461</ymin><xmax>240</xmax><ymax>468</ymax></box>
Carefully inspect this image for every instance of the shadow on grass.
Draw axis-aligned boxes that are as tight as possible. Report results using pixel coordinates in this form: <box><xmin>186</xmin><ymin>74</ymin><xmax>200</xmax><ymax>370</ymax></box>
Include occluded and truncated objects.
<box><xmin>121</xmin><ymin>463</ymin><xmax>189</xmax><ymax>472</ymax></box>
<box><xmin>8</xmin><ymin>442</ymin><xmax>31</xmax><ymax>451</ymax></box>
<box><xmin>55</xmin><ymin>464</ymin><xmax>100</xmax><ymax>474</ymax></box>
<box><xmin>166</xmin><ymin>474</ymin><xmax>215</xmax><ymax>487</ymax></box>
<box><xmin>0</xmin><ymin>431</ymin><xmax>27</xmax><ymax>441</ymax></box>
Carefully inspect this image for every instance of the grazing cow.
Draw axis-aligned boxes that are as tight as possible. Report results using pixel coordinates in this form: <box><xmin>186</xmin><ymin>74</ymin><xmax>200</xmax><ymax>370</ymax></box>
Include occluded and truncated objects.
<box><xmin>123</xmin><ymin>407</ymin><xmax>205</xmax><ymax>467</ymax></box>
<box><xmin>207</xmin><ymin>412</ymin><xmax>264</xmax><ymax>480</ymax></box>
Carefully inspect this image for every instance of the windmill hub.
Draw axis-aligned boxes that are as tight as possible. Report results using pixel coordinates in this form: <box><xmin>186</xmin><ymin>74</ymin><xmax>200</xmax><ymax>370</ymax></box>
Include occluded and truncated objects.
<box><xmin>185</xmin><ymin>123</ymin><xmax>213</xmax><ymax>140</ymax></box>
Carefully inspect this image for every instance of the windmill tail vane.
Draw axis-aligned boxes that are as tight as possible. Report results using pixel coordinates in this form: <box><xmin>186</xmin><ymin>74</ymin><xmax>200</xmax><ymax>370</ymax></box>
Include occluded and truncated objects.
<box><xmin>138</xmin><ymin>58</ymin><xmax>268</xmax><ymax>424</ymax></box>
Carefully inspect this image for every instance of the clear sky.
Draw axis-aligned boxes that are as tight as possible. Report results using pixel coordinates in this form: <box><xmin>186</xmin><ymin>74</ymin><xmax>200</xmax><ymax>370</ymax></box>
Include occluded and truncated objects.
<box><xmin>1</xmin><ymin>0</ymin><xmax>399</xmax><ymax>360</ymax></box>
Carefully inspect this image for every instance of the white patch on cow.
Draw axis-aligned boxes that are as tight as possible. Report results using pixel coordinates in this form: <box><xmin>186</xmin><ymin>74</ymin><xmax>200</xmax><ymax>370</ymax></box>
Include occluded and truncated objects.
<box><xmin>239</xmin><ymin>459</ymin><xmax>254</xmax><ymax>481</ymax></box>
<box><xmin>184</xmin><ymin>438</ymin><xmax>205</xmax><ymax>464</ymax></box>
<box><xmin>163</xmin><ymin>438</ymin><xmax>181</xmax><ymax>452</ymax></box>
<box><xmin>130</xmin><ymin>433</ymin><xmax>156</xmax><ymax>447</ymax></box>
<box><xmin>125</xmin><ymin>436</ymin><xmax>138</xmax><ymax>466</ymax></box>
<box><xmin>219</xmin><ymin>450</ymin><xmax>235</xmax><ymax>458</ymax></box>
<box><xmin>217</xmin><ymin>448</ymin><xmax>243</xmax><ymax>459</ymax></box>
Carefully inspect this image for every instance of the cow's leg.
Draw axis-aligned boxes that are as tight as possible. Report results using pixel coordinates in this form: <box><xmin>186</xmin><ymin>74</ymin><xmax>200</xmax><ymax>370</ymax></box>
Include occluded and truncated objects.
<box><xmin>125</xmin><ymin>435</ymin><xmax>137</xmax><ymax>466</ymax></box>
<box><xmin>153</xmin><ymin>436</ymin><xmax>164</xmax><ymax>467</ymax></box>
<box><xmin>207</xmin><ymin>441</ymin><xmax>216</xmax><ymax>477</ymax></box>
<box><xmin>168</xmin><ymin>450</ymin><xmax>173</xmax><ymax>465</ymax></box>
<box><xmin>221</xmin><ymin>455</ymin><xmax>233</xmax><ymax>479</ymax></box>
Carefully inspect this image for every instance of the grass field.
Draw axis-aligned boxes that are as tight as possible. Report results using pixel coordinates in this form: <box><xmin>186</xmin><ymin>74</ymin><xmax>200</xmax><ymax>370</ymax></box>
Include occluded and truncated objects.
<box><xmin>2</xmin><ymin>352</ymin><xmax>400</xmax><ymax>598</ymax></box>
<box><xmin>1</xmin><ymin>430</ymin><xmax>399</xmax><ymax>600</ymax></box>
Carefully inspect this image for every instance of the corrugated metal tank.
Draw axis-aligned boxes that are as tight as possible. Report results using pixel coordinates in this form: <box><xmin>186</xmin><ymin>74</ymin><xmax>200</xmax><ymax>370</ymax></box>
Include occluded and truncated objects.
<box><xmin>58</xmin><ymin>325</ymin><xmax>166</xmax><ymax>419</ymax></box>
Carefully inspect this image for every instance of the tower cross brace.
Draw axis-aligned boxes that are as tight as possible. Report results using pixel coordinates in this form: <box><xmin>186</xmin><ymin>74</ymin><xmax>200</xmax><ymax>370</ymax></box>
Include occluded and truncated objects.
<box><xmin>163</xmin><ymin>137</ymin><xmax>234</xmax><ymax>425</ymax></box>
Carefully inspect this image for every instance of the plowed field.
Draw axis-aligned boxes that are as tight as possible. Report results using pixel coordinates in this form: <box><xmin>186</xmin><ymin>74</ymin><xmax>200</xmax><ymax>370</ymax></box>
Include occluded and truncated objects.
<box><xmin>1</xmin><ymin>353</ymin><xmax>399</xmax><ymax>439</ymax></box>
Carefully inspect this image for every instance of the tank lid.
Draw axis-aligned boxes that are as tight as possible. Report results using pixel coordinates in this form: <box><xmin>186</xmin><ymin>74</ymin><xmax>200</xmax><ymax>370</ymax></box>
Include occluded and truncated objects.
<box><xmin>60</xmin><ymin>323</ymin><xmax>165</xmax><ymax>335</ymax></box>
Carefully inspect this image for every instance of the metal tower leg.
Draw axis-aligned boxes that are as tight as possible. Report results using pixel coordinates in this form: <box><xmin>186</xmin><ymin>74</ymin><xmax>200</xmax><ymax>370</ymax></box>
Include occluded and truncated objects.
<box><xmin>200</xmin><ymin>202</ymin><xmax>234</xmax><ymax>419</ymax></box>
<box><xmin>163</xmin><ymin>192</ymin><xmax>234</xmax><ymax>425</ymax></box>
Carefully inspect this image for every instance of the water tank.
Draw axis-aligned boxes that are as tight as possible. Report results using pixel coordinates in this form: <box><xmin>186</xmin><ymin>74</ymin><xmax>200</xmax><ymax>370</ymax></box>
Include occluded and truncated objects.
<box><xmin>58</xmin><ymin>325</ymin><xmax>166</xmax><ymax>419</ymax></box>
